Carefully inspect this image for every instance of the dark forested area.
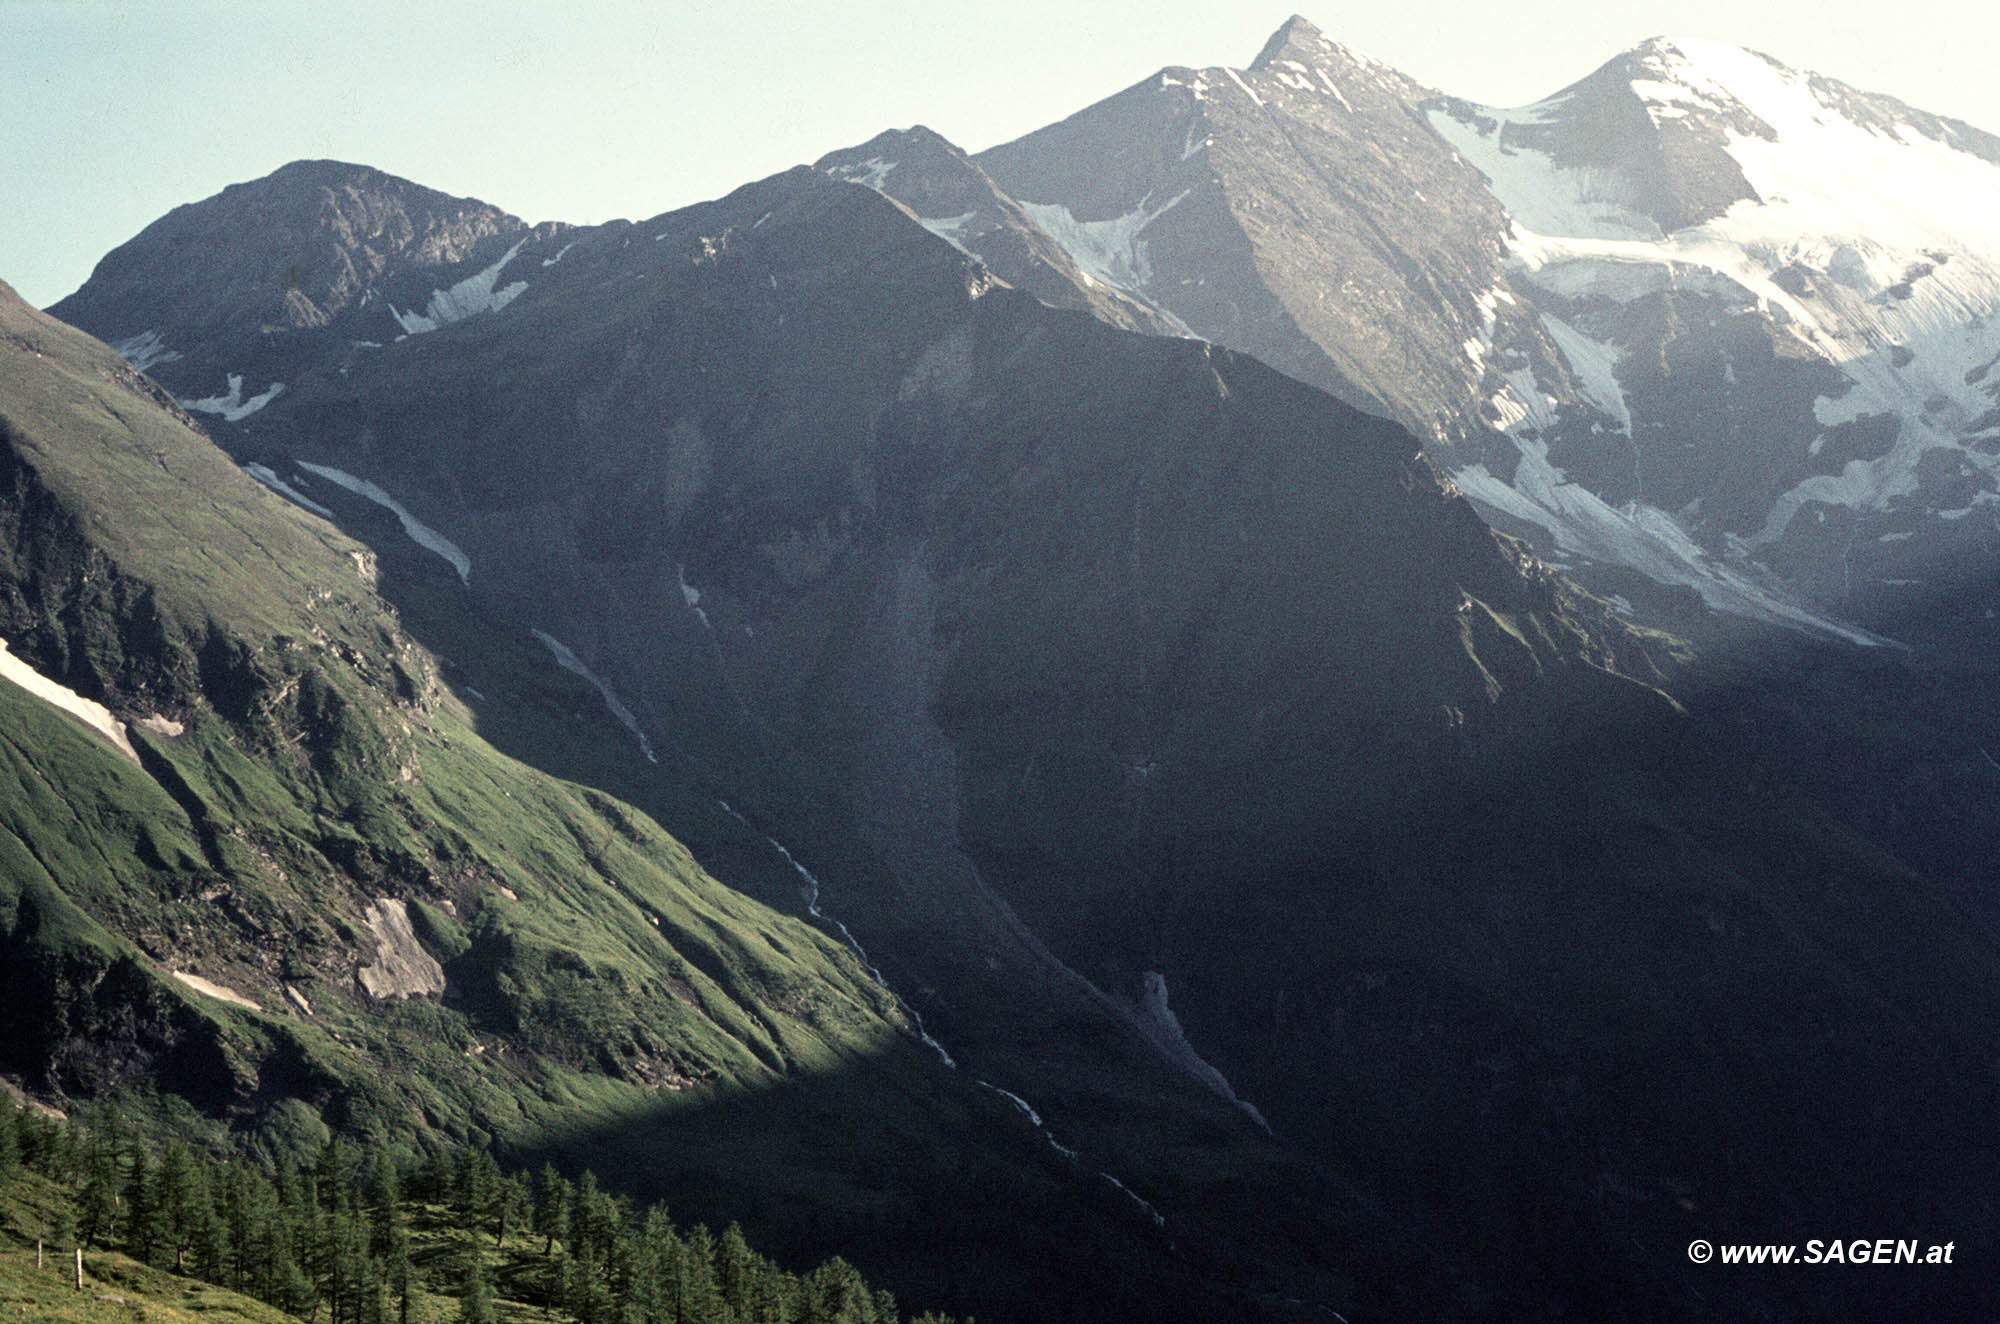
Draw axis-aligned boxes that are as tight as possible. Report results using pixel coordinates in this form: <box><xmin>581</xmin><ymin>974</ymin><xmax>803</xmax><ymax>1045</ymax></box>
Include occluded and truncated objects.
<box><xmin>0</xmin><ymin>1092</ymin><xmax>954</xmax><ymax>1324</ymax></box>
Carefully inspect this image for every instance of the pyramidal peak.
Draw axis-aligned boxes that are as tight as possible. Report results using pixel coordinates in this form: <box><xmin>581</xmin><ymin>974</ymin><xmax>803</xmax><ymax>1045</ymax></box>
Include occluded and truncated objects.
<box><xmin>1248</xmin><ymin>12</ymin><xmax>1385</xmax><ymax>74</ymax></box>
<box><xmin>1249</xmin><ymin>13</ymin><xmax>1328</xmax><ymax>68</ymax></box>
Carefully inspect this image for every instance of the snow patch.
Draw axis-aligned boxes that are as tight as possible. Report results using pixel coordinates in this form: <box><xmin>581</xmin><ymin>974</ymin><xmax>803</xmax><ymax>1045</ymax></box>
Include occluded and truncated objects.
<box><xmin>295</xmin><ymin>463</ymin><xmax>471</xmax><ymax>584</ymax></box>
<box><xmin>1539</xmin><ymin>312</ymin><xmax>1632</xmax><ymax>433</ymax></box>
<box><xmin>540</xmin><ymin>241</ymin><xmax>578</xmax><ymax>267</ymax></box>
<box><xmin>1017</xmin><ymin>189</ymin><xmax>1190</xmax><ymax>297</ymax></box>
<box><xmin>1427</xmin><ymin>108</ymin><xmax>1660</xmax><ymax>241</ymax></box>
<box><xmin>387</xmin><ymin>239</ymin><xmax>529</xmax><ymax>335</ymax></box>
<box><xmin>826</xmin><ymin>156</ymin><xmax>896</xmax><ymax>190</ymax></box>
<box><xmin>181</xmin><ymin>374</ymin><xmax>284</xmax><ymax>422</ymax></box>
<box><xmin>916</xmin><ymin>210</ymin><xmax>978</xmax><ymax>254</ymax></box>
<box><xmin>0</xmin><ymin>636</ymin><xmax>139</xmax><ymax>764</ymax></box>
<box><xmin>242</xmin><ymin>464</ymin><xmax>335</xmax><ymax>518</ymax></box>
<box><xmin>1223</xmin><ymin>67</ymin><xmax>1265</xmax><ymax>109</ymax></box>
<box><xmin>1450</xmin><ymin>441</ymin><xmax>1882</xmax><ymax>645</ymax></box>
<box><xmin>169</xmin><ymin>970</ymin><xmax>258</xmax><ymax>1011</ymax></box>
<box><xmin>110</xmin><ymin>330</ymin><xmax>180</xmax><ymax>374</ymax></box>
<box><xmin>531</xmin><ymin>629</ymin><xmax>657</xmax><ymax>763</ymax></box>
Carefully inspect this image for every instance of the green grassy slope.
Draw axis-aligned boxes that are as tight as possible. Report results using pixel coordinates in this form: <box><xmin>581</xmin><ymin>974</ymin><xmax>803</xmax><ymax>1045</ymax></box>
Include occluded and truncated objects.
<box><xmin>0</xmin><ymin>274</ymin><xmax>913</xmax><ymax>1128</ymax></box>
<box><xmin>0</xmin><ymin>278</ymin><xmax>1212</xmax><ymax>1323</ymax></box>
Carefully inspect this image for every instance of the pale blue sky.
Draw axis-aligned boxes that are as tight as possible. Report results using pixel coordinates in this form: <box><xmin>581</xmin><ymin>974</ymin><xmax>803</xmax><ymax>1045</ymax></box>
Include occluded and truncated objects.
<box><xmin>6</xmin><ymin>0</ymin><xmax>1995</xmax><ymax>309</ymax></box>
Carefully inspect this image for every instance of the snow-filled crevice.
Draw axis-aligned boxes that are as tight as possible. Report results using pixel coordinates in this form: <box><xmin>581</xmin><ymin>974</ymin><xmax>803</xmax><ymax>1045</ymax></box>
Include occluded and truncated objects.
<box><xmin>111</xmin><ymin>330</ymin><xmax>181</xmax><ymax>374</ymax></box>
<box><xmin>242</xmin><ymin>464</ymin><xmax>334</xmax><ymax>518</ymax></box>
<box><xmin>717</xmin><ymin>801</ymin><xmax>955</xmax><ymax>1067</ymax></box>
<box><xmin>294</xmin><ymin>463</ymin><xmax>471</xmax><ymax>584</ymax></box>
<box><xmin>530</xmin><ymin>629</ymin><xmax>658</xmax><ymax>764</ymax></box>
<box><xmin>388</xmin><ymin>239</ymin><xmax>529</xmax><ymax>336</ymax></box>
<box><xmin>676</xmin><ymin>563</ymin><xmax>712</xmax><ymax>631</ymax></box>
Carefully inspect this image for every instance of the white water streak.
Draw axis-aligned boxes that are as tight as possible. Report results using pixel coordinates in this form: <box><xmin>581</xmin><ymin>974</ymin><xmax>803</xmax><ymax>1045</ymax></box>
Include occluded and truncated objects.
<box><xmin>716</xmin><ymin>800</ymin><xmax>1167</xmax><ymax>1229</ymax></box>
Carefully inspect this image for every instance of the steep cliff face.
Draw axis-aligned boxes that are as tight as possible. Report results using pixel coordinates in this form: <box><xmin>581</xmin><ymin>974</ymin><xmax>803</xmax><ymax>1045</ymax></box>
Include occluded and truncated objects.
<box><xmin>974</xmin><ymin>15</ymin><xmax>1535</xmax><ymax>440</ymax></box>
<box><xmin>817</xmin><ymin>126</ymin><xmax>1184</xmax><ymax>338</ymax></box>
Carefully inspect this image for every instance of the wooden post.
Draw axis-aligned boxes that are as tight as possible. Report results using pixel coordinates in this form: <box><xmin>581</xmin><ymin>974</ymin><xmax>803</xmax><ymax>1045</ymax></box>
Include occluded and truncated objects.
<box><xmin>73</xmin><ymin>1246</ymin><xmax>82</xmax><ymax>1290</ymax></box>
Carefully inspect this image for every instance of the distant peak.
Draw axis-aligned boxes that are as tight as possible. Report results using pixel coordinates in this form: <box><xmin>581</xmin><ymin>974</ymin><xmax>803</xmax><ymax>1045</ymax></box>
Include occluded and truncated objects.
<box><xmin>260</xmin><ymin>158</ymin><xmax>401</xmax><ymax>190</ymax></box>
<box><xmin>1613</xmin><ymin>34</ymin><xmax>1791</xmax><ymax>84</ymax></box>
<box><xmin>1249</xmin><ymin>13</ymin><xmax>1331</xmax><ymax>69</ymax></box>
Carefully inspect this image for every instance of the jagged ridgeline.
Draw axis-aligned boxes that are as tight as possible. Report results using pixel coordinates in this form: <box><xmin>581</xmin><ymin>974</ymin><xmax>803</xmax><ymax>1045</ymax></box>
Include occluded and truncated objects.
<box><xmin>0</xmin><ymin>1094</ymin><xmax>952</xmax><ymax>1323</ymax></box>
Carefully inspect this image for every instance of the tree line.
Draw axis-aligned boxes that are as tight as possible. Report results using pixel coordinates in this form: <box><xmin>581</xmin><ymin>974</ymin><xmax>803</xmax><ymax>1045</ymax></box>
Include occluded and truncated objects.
<box><xmin>0</xmin><ymin>1091</ymin><xmax>959</xmax><ymax>1324</ymax></box>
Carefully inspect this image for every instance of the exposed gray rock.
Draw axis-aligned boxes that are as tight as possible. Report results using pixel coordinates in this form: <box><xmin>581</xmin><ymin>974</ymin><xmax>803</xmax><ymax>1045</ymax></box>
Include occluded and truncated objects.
<box><xmin>356</xmin><ymin>899</ymin><xmax>444</xmax><ymax>1000</ymax></box>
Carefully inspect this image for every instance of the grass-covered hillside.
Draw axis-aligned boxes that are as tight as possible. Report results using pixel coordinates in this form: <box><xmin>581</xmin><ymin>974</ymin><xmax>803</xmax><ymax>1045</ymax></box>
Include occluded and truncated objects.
<box><xmin>0</xmin><ymin>280</ymin><xmax>1226</xmax><ymax>1323</ymax></box>
<box><xmin>0</xmin><ymin>271</ymin><xmax>915</xmax><ymax>1132</ymax></box>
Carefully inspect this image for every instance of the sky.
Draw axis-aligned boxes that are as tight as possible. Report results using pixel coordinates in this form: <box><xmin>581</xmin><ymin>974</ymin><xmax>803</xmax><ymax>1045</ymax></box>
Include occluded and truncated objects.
<box><xmin>5</xmin><ymin>0</ymin><xmax>1997</xmax><ymax>309</ymax></box>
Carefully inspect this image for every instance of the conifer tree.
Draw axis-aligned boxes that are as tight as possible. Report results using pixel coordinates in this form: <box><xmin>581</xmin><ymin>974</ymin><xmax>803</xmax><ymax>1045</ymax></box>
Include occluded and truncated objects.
<box><xmin>315</xmin><ymin>1136</ymin><xmax>356</xmax><ymax>1212</ymax></box>
<box><xmin>271</xmin><ymin>1246</ymin><xmax>317</xmax><ymax>1320</ymax></box>
<box><xmin>716</xmin><ymin>1221</ymin><xmax>756</xmax><ymax>1318</ymax></box>
<box><xmin>153</xmin><ymin>1142</ymin><xmax>203</xmax><ymax>1273</ymax></box>
<box><xmin>458</xmin><ymin>1253</ymin><xmax>497</xmax><ymax>1324</ymax></box>
<box><xmin>76</xmin><ymin>1131</ymin><xmax>121</xmax><ymax>1248</ymax></box>
<box><xmin>385</xmin><ymin>1232</ymin><xmax>415</xmax><ymax>1324</ymax></box>
<box><xmin>122</xmin><ymin>1148</ymin><xmax>158</xmax><ymax>1266</ymax></box>
<box><xmin>804</xmin><ymin>1256</ymin><xmax>871</xmax><ymax>1324</ymax></box>
<box><xmin>534</xmin><ymin>1163</ymin><xmax>571</xmax><ymax>1256</ymax></box>
<box><xmin>491</xmin><ymin>1170</ymin><xmax>530</xmax><ymax>1247</ymax></box>
<box><xmin>626</xmin><ymin>1207</ymin><xmax>674</xmax><ymax>1322</ymax></box>
<box><xmin>368</xmin><ymin>1156</ymin><xmax>407</xmax><ymax>1259</ymax></box>
<box><xmin>678</xmin><ymin>1223</ymin><xmax>726</xmax><ymax>1322</ymax></box>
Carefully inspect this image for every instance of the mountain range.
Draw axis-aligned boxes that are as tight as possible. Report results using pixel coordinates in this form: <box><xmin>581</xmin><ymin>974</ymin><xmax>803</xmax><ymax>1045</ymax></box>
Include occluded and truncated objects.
<box><xmin>9</xmin><ymin>14</ymin><xmax>2000</xmax><ymax>1322</ymax></box>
